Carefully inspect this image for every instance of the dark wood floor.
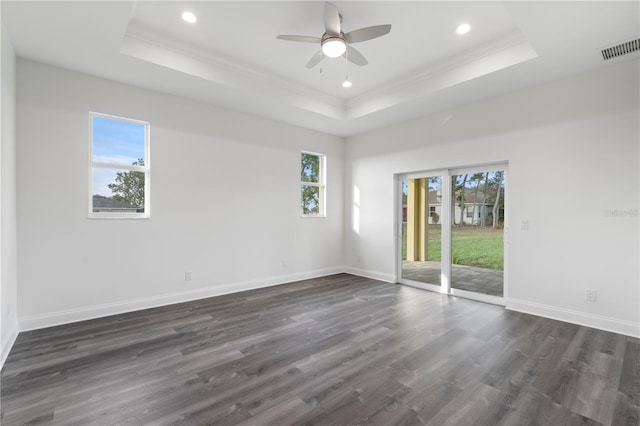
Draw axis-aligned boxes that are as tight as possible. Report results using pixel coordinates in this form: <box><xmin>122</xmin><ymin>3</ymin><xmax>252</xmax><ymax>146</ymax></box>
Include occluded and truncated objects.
<box><xmin>1</xmin><ymin>274</ymin><xmax>638</xmax><ymax>425</ymax></box>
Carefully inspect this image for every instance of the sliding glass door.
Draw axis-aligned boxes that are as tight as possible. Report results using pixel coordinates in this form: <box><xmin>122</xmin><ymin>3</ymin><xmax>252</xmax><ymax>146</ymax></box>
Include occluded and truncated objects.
<box><xmin>450</xmin><ymin>169</ymin><xmax>505</xmax><ymax>300</ymax></box>
<box><xmin>398</xmin><ymin>165</ymin><xmax>506</xmax><ymax>304</ymax></box>
<box><xmin>401</xmin><ymin>176</ymin><xmax>443</xmax><ymax>290</ymax></box>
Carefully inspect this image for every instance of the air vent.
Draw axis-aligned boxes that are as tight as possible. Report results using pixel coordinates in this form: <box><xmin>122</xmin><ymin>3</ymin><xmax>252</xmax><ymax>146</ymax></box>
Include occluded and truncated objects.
<box><xmin>601</xmin><ymin>39</ymin><xmax>640</xmax><ymax>61</ymax></box>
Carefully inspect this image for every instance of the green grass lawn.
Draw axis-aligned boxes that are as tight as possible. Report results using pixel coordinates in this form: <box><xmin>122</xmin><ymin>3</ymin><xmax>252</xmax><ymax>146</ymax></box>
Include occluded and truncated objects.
<box><xmin>402</xmin><ymin>224</ymin><xmax>504</xmax><ymax>271</ymax></box>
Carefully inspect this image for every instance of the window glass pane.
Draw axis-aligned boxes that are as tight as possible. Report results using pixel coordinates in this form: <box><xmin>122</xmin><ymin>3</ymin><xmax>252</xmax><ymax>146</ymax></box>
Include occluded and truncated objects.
<box><xmin>92</xmin><ymin>168</ymin><xmax>145</xmax><ymax>212</ymax></box>
<box><xmin>402</xmin><ymin>176</ymin><xmax>442</xmax><ymax>285</ymax></box>
<box><xmin>92</xmin><ymin>115</ymin><xmax>146</xmax><ymax>165</ymax></box>
<box><xmin>301</xmin><ymin>185</ymin><xmax>320</xmax><ymax>214</ymax></box>
<box><xmin>451</xmin><ymin>170</ymin><xmax>504</xmax><ymax>297</ymax></box>
<box><xmin>301</xmin><ymin>153</ymin><xmax>320</xmax><ymax>183</ymax></box>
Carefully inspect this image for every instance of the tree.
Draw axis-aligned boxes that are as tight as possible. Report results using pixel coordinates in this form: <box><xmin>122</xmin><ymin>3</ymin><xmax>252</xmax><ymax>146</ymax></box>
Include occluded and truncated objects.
<box><xmin>431</xmin><ymin>212</ymin><xmax>440</xmax><ymax>225</ymax></box>
<box><xmin>428</xmin><ymin>176</ymin><xmax>440</xmax><ymax>192</ymax></box>
<box><xmin>480</xmin><ymin>172</ymin><xmax>489</xmax><ymax>226</ymax></box>
<box><xmin>469</xmin><ymin>172</ymin><xmax>484</xmax><ymax>226</ymax></box>
<box><xmin>301</xmin><ymin>186</ymin><xmax>320</xmax><ymax>214</ymax></box>
<box><xmin>301</xmin><ymin>153</ymin><xmax>320</xmax><ymax>214</ymax></box>
<box><xmin>455</xmin><ymin>174</ymin><xmax>469</xmax><ymax>225</ymax></box>
<box><xmin>108</xmin><ymin>158</ymin><xmax>145</xmax><ymax>207</ymax></box>
<box><xmin>491</xmin><ymin>171</ymin><xmax>504</xmax><ymax>228</ymax></box>
<box><xmin>402</xmin><ymin>179</ymin><xmax>408</xmax><ymax>206</ymax></box>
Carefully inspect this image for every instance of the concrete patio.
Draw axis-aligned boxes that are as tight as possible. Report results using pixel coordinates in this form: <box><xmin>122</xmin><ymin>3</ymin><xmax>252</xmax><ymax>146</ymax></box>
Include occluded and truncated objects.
<box><xmin>402</xmin><ymin>260</ymin><xmax>503</xmax><ymax>297</ymax></box>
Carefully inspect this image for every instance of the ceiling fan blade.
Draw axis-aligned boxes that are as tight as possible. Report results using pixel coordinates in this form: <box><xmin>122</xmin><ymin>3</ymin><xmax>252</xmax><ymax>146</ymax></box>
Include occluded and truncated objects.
<box><xmin>276</xmin><ymin>35</ymin><xmax>322</xmax><ymax>43</ymax></box>
<box><xmin>306</xmin><ymin>50</ymin><xmax>326</xmax><ymax>68</ymax></box>
<box><xmin>324</xmin><ymin>2</ymin><xmax>341</xmax><ymax>36</ymax></box>
<box><xmin>344</xmin><ymin>45</ymin><xmax>368</xmax><ymax>66</ymax></box>
<box><xmin>344</xmin><ymin>24</ymin><xmax>392</xmax><ymax>44</ymax></box>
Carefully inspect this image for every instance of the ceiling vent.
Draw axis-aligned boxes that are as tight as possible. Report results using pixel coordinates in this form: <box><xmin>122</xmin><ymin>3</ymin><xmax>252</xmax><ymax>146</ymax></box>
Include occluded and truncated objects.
<box><xmin>601</xmin><ymin>38</ymin><xmax>640</xmax><ymax>61</ymax></box>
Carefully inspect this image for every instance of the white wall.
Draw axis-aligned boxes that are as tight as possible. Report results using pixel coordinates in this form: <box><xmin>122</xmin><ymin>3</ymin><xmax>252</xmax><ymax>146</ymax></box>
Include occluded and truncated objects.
<box><xmin>344</xmin><ymin>59</ymin><xmax>640</xmax><ymax>337</ymax></box>
<box><xmin>9</xmin><ymin>54</ymin><xmax>640</xmax><ymax>343</ymax></box>
<box><xmin>1</xmin><ymin>19</ymin><xmax>19</xmax><ymax>365</ymax></box>
<box><xmin>16</xmin><ymin>60</ymin><xmax>344</xmax><ymax>330</ymax></box>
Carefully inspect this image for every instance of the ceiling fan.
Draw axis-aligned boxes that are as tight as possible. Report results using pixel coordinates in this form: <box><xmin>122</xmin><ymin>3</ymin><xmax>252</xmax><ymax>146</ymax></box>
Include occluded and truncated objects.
<box><xmin>276</xmin><ymin>2</ymin><xmax>391</xmax><ymax>69</ymax></box>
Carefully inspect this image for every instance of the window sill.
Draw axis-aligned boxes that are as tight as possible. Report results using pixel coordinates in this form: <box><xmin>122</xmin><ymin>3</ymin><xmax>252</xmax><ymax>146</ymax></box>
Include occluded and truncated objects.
<box><xmin>89</xmin><ymin>214</ymin><xmax>150</xmax><ymax>219</ymax></box>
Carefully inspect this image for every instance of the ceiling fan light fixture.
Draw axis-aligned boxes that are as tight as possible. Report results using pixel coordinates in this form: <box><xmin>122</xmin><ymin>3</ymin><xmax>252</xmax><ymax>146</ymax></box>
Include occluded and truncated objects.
<box><xmin>322</xmin><ymin>37</ymin><xmax>347</xmax><ymax>58</ymax></box>
<box><xmin>276</xmin><ymin>2</ymin><xmax>390</xmax><ymax>68</ymax></box>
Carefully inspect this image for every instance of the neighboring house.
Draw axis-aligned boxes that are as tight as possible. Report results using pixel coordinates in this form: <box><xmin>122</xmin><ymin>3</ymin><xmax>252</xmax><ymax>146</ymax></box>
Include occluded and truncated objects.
<box><xmin>403</xmin><ymin>190</ymin><xmax>493</xmax><ymax>225</ymax></box>
<box><xmin>451</xmin><ymin>190</ymin><xmax>494</xmax><ymax>226</ymax></box>
<box><xmin>92</xmin><ymin>195</ymin><xmax>140</xmax><ymax>213</ymax></box>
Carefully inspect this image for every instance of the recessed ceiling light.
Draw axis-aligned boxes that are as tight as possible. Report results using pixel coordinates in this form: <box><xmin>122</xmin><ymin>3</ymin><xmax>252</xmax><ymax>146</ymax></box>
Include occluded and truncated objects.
<box><xmin>456</xmin><ymin>23</ymin><xmax>471</xmax><ymax>35</ymax></box>
<box><xmin>182</xmin><ymin>11</ymin><xmax>197</xmax><ymax>24</ymax></box>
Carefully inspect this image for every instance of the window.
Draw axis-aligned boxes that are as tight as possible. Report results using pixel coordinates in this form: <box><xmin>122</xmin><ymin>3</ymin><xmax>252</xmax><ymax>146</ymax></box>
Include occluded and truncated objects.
<box><xmin>300</xmin><ymin>151</ymin><xmax>326</xmax><ymax>216</ymax></box>
<box><xmin>90</xmin><ymin>113</ymin><xmax>150</xmax><ymax>218</ymax></box>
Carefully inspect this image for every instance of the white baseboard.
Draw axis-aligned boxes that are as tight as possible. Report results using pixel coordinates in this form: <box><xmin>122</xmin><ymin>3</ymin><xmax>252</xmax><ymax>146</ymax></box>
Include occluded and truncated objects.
<box><xmin>19</xmin><ymin>266</ymin><xmax>345</xmax><ymax>332</ymax></box>
<box><xmin>506</xmin><ymin>298</ymin><xmax>640</xmax><ymax>338</ymax></box>
<box><xmin>343</xmin><ymin>266</ymin><xmax>395</xmax><ymax>283</ymax></box>
<box><xmin>17</xmin><ymin>270</ymin><xmax>638</xmax><ymax>339</ymax></box>
<box><xmin>1</xmin><ymin>322</ymin><xmax>19</xmax><ymax>368</ymax></box>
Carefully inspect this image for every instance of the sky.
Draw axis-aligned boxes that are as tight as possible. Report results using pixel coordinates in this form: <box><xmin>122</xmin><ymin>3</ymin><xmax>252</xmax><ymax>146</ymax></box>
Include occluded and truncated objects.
<box><xmin>91</xmin><ymin>115</ymin><xmax>146</xmax><ymax>197</ymax></box>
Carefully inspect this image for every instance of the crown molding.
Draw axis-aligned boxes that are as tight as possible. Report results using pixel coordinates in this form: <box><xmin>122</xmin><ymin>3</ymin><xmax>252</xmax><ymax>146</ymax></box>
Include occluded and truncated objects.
<box><xmin>122</xmin><ymin>25</ymin><xmax>346</xmax><ymax>120</ymax></box>
<box><xmin>347</xmin><ymin>32</ymin><xmax>538</xmax><ymax>119</ymax></box>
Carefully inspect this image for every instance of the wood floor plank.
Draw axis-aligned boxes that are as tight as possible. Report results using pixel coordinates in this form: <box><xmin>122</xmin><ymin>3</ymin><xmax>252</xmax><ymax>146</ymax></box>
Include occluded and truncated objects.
<box><xmin>618</xmin><ymin>340</ymin><xmax>640</xmax><ymax>402</ymax></box>
<box><xmin>1</xmin><ymin>273</ymin><xmax>634</xmax><ymax>425</ymax></box>
<box><xmin>235</xmin><ymin>397</ymin><xmax>311</xmax><ymax>426</ymax></box>
<box><xmin>611</xmin><ymin>391</ymin><xmax>640</xmax><ymax>426</ymax></box>
<box><xmin>495</xmin><ymin>384</ymin><xmax>605</xmax><ymax>426</ymax></box>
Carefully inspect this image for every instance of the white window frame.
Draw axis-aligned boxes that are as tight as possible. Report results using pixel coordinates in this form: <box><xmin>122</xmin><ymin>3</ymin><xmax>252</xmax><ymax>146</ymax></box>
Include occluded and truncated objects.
<box><xmin>89</xmin><ymin>112</ymin><xmax>150</xmax><ymax>219</ymax></box>
<box><xmin>300</xmin><ymin>151</ymin><xmax>326</xmax><ymax>217</ymax></box>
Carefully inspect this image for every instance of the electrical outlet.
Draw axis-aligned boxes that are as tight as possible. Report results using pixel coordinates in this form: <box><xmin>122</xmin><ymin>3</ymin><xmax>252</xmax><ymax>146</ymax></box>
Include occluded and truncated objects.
<box><xmin>281</xmin><ymin>259</ymin><xmax>288</xmax><ymax>268</ymax></box>
<box><xmin>185</xmin><ymin>271</ymin><xmax>192</xmax><ymax>281</ymax></box>
<box><xmin>585</xmin><ymin>289</ymin><xmax>597</xmax><ymax>302</ymax></box>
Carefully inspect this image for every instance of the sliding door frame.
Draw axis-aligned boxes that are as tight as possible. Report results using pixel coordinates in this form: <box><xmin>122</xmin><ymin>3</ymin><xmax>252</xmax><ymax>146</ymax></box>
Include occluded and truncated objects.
<box><xmin>395</xmin><ymin>163</ymin><xmax>508</xmax><ymax>306</ymax></box>
<box><xmin>395</xmin><ymin>169</ymin><xmax>450</xmax><ymax>295</ymax></box>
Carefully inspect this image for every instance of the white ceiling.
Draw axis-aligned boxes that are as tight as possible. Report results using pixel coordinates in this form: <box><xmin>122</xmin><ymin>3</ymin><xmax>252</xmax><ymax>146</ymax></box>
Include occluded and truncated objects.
<box><xmin>2</xmin><ymin>1</ymin><xmax>639</xmax><ymax>136</ymax></box>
